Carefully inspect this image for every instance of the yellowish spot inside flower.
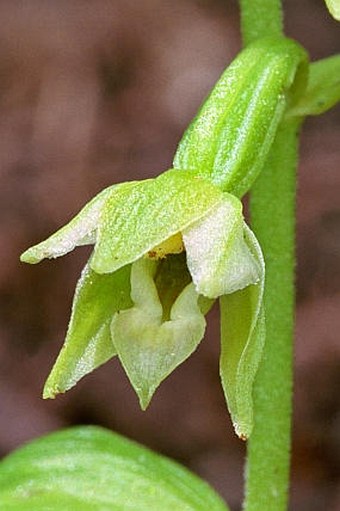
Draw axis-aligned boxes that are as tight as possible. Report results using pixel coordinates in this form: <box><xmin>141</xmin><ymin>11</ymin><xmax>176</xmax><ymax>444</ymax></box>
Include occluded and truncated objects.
<box><xmin>147</xmin><ymin>233</ymin><xmax>184</xmax><ymax>259</ymax></box>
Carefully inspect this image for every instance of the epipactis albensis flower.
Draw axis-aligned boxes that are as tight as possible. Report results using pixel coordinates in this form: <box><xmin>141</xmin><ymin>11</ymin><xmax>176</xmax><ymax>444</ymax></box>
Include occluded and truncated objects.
<box><xmin>21</xmin><ymin>168</ymin><xmax>264</xmax><ymax>439</ymax></box>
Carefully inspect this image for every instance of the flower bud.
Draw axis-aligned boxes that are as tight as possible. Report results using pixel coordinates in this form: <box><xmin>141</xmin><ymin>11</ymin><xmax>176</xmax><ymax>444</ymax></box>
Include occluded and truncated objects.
<box><xmin>173</xmin><ymin>36</ymin><xmax>308</xmax><ymax>197</ymax></box>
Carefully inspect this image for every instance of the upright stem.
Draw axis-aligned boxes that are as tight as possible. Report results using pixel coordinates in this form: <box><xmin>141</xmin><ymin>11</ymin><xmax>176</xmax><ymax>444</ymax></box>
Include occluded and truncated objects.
<box><xmin>244</xmin><ymin>119</ymin><xmax>301</xmax><ymax>510</ymax></box>
<box><xmin>238</xmin><ymin>0</ymin><xmax>283</xmax><ymax>46</ymax></box>
<box><xmin>238</xmin><ymin>1</ymin><xmax>300</xmax><ymax>510</ymax></box>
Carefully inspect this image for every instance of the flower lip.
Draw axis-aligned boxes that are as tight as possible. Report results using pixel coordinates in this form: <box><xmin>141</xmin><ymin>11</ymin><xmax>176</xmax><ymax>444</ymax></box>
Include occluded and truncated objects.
<box><xmin>110</xmin><ymin>258</ymin><xmax>206</xmax><ymax>410</ymax></box>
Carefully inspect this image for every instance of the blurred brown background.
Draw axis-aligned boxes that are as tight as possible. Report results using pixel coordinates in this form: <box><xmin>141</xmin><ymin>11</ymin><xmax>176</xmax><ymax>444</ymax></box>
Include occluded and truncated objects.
<box><xmin>0</xmin><ymin>1</ymin><xmax>339</xmax><ymax>510</ymax></box>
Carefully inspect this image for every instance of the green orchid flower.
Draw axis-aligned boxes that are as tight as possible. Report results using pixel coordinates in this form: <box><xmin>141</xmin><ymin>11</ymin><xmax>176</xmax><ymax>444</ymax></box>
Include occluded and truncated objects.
<box><xmin>21</xmin><ymin>168</ymin><xmax>264</xmax><ymax>438</ymax></box>
<box><xmin>19</xmin><ymin>35</ymin><xmax>312</xmax><ymax>438</ymax></box>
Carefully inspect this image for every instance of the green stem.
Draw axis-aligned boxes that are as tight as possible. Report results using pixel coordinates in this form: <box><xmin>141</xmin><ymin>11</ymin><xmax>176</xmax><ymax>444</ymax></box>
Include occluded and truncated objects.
<box><xmin>244</xmin><ymin>119</ymin><xmax>301</xmax><ymax>510</ymax></box>
<box><xmin>239</xmin><ymin>0</ymin><xmax>283</xmax><ymax>45</ymax></box>
<box><xmin>237</xmin><ymin>2</ymin><xmax>300</xmax><ymax>510</ymax></box>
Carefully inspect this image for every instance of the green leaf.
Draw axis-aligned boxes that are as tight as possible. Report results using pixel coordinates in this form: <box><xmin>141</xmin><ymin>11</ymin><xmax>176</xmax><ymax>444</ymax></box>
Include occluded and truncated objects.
<box><xmin>324</xmin><ymin>0</ymin><xmax>340</xmax><ymax>20</ymax></box>
<box><xmin>91</xmin><ymin>169</ymin><xmax>223</xmax><ymax>274</ymax></box>
<box><xmin>0</xmin><ymin>426</ymin><xmax>229</xmax><ymax>511</ymax></box>
<box><xmin>219</xmin><ymin>225</ymin><xmax>265</xmax><ymax>439</ymax></box>
<box><xmin>287</xmin><ymin>54</ymin><xmax>340</xmax><ymax>117</ymax></box>
<box><xmin>111</xmin><ymin>258</ymin><xmax>206</xmax><ymax>409</ymax></box>
<box><xmin>183</xmin><ymin>194</ymin><xmax>261</xmax><ymax>298</ymax></box>
<box><xmin>43</xmin><ymin>261</ymin><xmax>132</xmax><ymax>399</ymax></box>
<box><xmin>20</xmin><ymin>181</ymin><xmax>139</xmax><ymax>264</ymax></box>
<box><xmin>173</xmin><ymin>37</ymin><xmax>308</xmax><ymax>197</ymax></box>
<box><xmin>0</xmin><ymin>494</ymin><xmax>95</xmax><ymax>511</ymax></box>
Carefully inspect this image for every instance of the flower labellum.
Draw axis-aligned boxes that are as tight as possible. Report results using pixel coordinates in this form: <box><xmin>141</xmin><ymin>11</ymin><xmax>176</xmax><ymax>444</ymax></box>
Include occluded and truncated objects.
<box><xmin>111</xmin><ymin>258</ymin><xmax>206</xmax><ymax>409</ymax></box>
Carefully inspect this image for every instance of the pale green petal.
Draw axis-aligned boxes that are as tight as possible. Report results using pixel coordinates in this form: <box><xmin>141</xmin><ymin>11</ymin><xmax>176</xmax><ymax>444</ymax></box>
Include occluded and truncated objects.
<box><xmin>43</xmin><ymin>261</ymin><xmax>132</xmax><ymax>399</ymax></box>
<box><xmin>219</xmin><ymin>225</ymin><xmax>265</xmax><ymax>439</ymax></box>
<box><xmin>183</xmin><ymin>195</ymin><xmax>261</xmax><ymax>299</ymax></box>
<box><xmin>91</xmin><ymin>169</ymin><xmax>223</xmax><ymax>274</ymax></box>
<box><xmin>324</xmin><ymin>0</ymin><xmax>340</xmax><ymax>20</ymax></box>
<box><xmin>20</xmin><ymin>181</ymin><xmax>138</xmax><ymax>264</ymax></box>
<box><xmin>111</xmin><ymin>258</ymin><xmax>206</xmax><ymax>409</ymax></box>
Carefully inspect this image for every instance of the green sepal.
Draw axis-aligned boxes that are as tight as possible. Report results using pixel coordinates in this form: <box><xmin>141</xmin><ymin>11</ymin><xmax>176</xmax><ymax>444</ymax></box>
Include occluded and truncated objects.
<box><xmin>91</xmin><ymin>169</ymin><xmax>223</xmax><ymax>274</ymax></box>
<box><xmin>287</xmin><ymin>54</ymin><xmax>340</xmax><ymax>117</ymax></box>
<box><xmin>183</xmin><ymin>194</ymin><xmax>261</xmax><ymax>298</ymax></box>
<box><xmin>0</xmin><ymin>426</ymin><xmax>229</xmax><ymax>511</ymax></box>
<box><xmin>173</xmin><ymin>36</ymin><xmax>308</xmax><ymax>197</ymax></box>
<box><xmin>20</xmin><ymin>181</ymin><xmax>139</xmax><ymax>264</ymax></box>
<box><xmin>43</xmin><ymin>261</ymin><xmax>132</xmax><ymax>399</ymax></box>
<box><xmin>219</xmin><ymin>225</ymin><xmax>265</xmax><ymax>439</ymax></box>
<box><xmin>324</xmin><ymin>0</ymin><xmax>340</xmax><ymax>20</ymax></box>
<box><xmin>111</xmin><ymin>258</ymin><xmax>206</xmax><ymax>409</ymax></box>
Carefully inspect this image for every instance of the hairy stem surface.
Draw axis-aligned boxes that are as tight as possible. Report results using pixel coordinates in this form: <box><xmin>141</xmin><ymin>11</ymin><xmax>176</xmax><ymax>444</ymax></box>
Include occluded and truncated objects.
<box><xmin>239</xmin><ymin>0</ymin><xmax>283</xmax><ymax>45</ymax></box>
<box><xmin>237</xmin><ymin>2</ymin><xmax>301</xmax><ymax>510</ymax></box>
<box><xmin>244</xmin><ymin>120</ymin><xmax>301</xmax><ymax>510</ymax></box>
